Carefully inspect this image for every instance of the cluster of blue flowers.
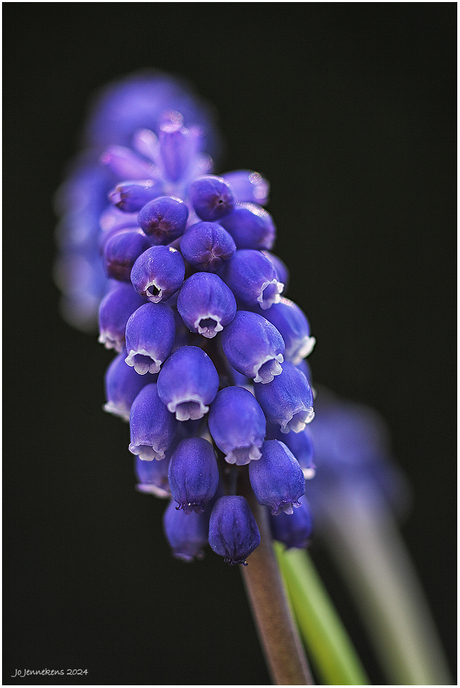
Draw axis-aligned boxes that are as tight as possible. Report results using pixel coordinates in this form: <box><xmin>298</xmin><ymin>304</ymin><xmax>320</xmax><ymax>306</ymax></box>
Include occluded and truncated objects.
<box><xmin>56</xmin><ymin>73</ymin><xmax>316</xmax><ymax>565</ymax></box>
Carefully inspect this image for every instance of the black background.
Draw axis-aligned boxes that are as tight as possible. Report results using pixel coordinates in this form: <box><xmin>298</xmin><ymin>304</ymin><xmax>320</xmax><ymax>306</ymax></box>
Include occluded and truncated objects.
<box><xmin>3</xmin><ymin>2</ymin><xmax>456</xmax><ymax>685</ymax></box>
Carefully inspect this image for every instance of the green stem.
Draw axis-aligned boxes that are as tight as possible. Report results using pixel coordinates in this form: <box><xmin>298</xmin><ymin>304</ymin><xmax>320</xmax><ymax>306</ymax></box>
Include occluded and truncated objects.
<box><xmin>275</xmin><ymin>542</ymin><xmax>369</xmax><ymax>685</ymax></box>
<box><xmin>320</xmin><ymin>491</ymin><xmax>453</xmax><ymax>685</ymax></box>
<box><xmin>241</xmin><ymin>490</ymin><xmax>315</xmax><ymax>685</ymax></box>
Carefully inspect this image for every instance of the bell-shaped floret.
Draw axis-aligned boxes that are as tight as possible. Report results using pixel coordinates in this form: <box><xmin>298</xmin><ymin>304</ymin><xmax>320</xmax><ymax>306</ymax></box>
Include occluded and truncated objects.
<box><xmin>249</xmin><ymin>439</ymin><xmax>305</xmax><ymax>515</ymax></box>
<box><xmin>208</xmin><ymin>496</ymin><xmax>260</xmax><ymax>565</ymax></box>
<box><xmin>222</xmin><ymin>170</ymin><xmax>269</xmax><ymax>205</ymax></box>
<box><xmin>129</xmin><ymin>383</ymin><xmax>177</xmax><ymax>461</ymax></box>
<box><xmin>108</xmin><ymin>179</ymin><xmax>163</xmax><ymax>213</ymax></box>
<box><xmin>254</xmin><ymin>361</ymin><xmax>314</xmax><ymax>433</ymax></box>
<box><xmin>168</xmin><ymin>437</ymin><xmax>219</xmax><ymax>514</ymax></box>
<box><xmin>220</xmin><ymin>202</ymin><xmax>276</xmax><ymax>250</ymax></box>
<box><xmin>260</xmin><ymin>297</ymin><xmax>315</xmax><ymax>364</ymax></box>
<box><xmin>163</xmin><ymin>499</ymin><xmax>209</xmax><ymax>562</ymax></box>
<box><xmin>177</xmin><ymin>273</ymin><xmax>237</xmax><ymax>339</ymax></box>
<box><xmin>138</xmin><ymin>196</ymin><xmax>189</xmax><ymax>245</ymax></box>
<box><xmin>157</xmin><ymin>346</ymin><xmax>219</xmax><ymax>421</ymax></box>
<box><xmin>103</xmin><ymin>351</ymin><xmax>152</xmax><ymax>421</ymax></box>
<box><xmin>269</xmin><ymin>496</ymin><xmax>313</xmax><ymax>548</ymax></box>
<box><xmin>135</xmin><ymin>454</ymin><xmax>171</xmax><ymax>498</ymax></box>
<box><xmin>266</xmin><ymin>424</ymin><xmax>316</xmax><ymax>479</ymax></box>
<box><xmin>208</xmin><ymin>386</ymin><xmax>266</xmax><ymax>465</ymax></box>
<box><xmin>98</xmin><ymin>283</ymin><xmax>145</xmax><ymax>352</ymax></box>
<box><xmin>103</xmin><ymin>228</ymin><xmax>152</xmax><ymax>282</ymax></box>
<box><xmin>220</xmin><ymin>249</ymin><xmax>284</xmax><ymax>310</ymax></box>
<box><xmin>130</xmin><ymin>245</ymin><xmax>185</xmax><ymax>302</ymax></box>
<box><xmin>179</xmin><ymin>221</ymin><xmax>236</xmax><ymax>272</ymax></box>
<box><xmin>189</xmin><ymin>175</ymin><xmax>235</xmax><ymax>222</ymax></box>
<box><xmin>125</xmin><ymin>302</ymin><xmax>175</xmax><ymax>375</ymax></box>
<box><xmin>221</xmin><ymin>310</ymin><xmax>284</xmax><ymax>383</ymax></box>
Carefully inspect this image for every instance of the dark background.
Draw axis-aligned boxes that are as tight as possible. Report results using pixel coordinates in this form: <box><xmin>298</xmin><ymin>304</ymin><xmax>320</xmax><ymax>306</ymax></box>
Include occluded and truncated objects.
<box><xmin>3</xmin><ymin>2</ymin><xmax>456</xmax><ymax>685</ymax></box>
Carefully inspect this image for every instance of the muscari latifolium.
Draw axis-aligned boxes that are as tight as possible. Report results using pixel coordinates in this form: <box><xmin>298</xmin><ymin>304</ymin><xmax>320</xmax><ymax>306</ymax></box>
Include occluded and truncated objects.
<box><xmin>54</xmin><ymin>71</ymin><xmax>452</xmax><ymax>685</ymax></box>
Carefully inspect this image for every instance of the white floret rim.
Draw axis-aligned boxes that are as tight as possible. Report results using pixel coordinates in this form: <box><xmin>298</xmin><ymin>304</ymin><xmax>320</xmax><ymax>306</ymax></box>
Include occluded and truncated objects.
<box><xmin>253</xmin><ymin>353</ymin><xmax>284</xmax><ymax>384</ymax></box>
<box><xmin>167</xmin><ymin>394</ymin><xmax>209</xmax><ymax>421</ymax></box>
<box><xmin>125</xmin><ymin>348</ymin><xmax>161</xmax><ymax>375</ymax></box>
<box><xmin>280</xmin><ymin>407</ymin><xmax>315</xmax><ymax>434</ymax></box>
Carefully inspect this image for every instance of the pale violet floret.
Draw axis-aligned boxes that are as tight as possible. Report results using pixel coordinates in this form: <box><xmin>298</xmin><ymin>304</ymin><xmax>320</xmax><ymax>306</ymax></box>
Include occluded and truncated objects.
<box><xmin>129</xmin><ymin>383</ymin><xmax>178</xmax><ymax>461</ymax></box>
<box><xmin>157</xmin><ymin>345</ymin><xmax>219</xmax><ymax>421</ymax></box>
<box><xmin>176</xmin><ymin>272</ymin><xmax>237</xmax><ymax>338</ymax></box>
<box><xmin>221</xmin><ymin>310</ymin><xmax>285</xmax><ymax>383</ymax></box>
<box><xmin>221</xmin><ymin>170</ymin><xmax>270</xmax><ymax>206</ymax></box>
<box><xmin>220</xmin><ymin>249</ymin><xmax>284</xmax><ymax>310</ymax></box>
<box><xmin>208</xmin><ymin>386</ymin><xmax>266</xmax><ymax>466</ymax></box>
<box><xmin>269</xmin><ymin>496</ymin><xmax>313</xmax><ymax>548</ymax></box>
<box><xmin>98</xmin><ymin>282</ymin><xmax>145</xmax><ymax>352</ymax></box>
<box><xmin>254</xmin><ymin>361</ymin><xmax>315</xmax><ymax>433</ymax></box>
<box><xmin>249</xmin><ymin>439</ymin><xmax>305</xmax><ymax>515</ymax></box>
<box><xmin>103</xmin><ymin>350</ymin><xmax>152</xmax><ymax>421</ymax></box>
<box><xmin>125</xmin><ymin>302</ymin><xmax>175</xmax><ymax>374</ymax></box>
<box><xmin>168</xmin><ymin>437</ymin><xmax>219</xmax><ymax>513</ymax></box>
<box><xmin>266</xmin><ymin>423</ymin><xmax>316</xmax><ymax>479</ymax></box>
<box><xmin>130</xmin><ymin>245</ymin><xmax>185</xmax><ymax>302</ymax></box>
<box><xmin>259</xmin><ymin>297</ymin><xmax>316</xmax><ymax>364</ymax></box>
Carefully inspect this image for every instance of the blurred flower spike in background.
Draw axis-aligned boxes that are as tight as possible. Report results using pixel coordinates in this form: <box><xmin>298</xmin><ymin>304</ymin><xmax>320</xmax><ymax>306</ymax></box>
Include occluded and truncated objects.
<box><xmin>54</xmin><ymin>71</ymin><xmax>453</xmax><ymax>685</ymax></box>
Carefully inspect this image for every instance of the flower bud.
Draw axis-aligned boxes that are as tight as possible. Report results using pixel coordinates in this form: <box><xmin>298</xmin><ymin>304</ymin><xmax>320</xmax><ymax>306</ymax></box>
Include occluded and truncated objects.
<box><xmin>168</xmin><ymin>437</ymin><xmax>219</xmax><ymax>514</ymax></box>
<box><xmin>163</xmin><ymin>499</ymin><xmax>209</xmax><ymax>562</ymax></box>
<box><xmin>130</xmin><ymin>245</ymin><xmax>185</xmax><ymax>303</ymax></box>
<box><xmin>138</xmin><ymin>196</ymin><xmax>189</xmax><ymax>245</ymax></box>
<box><xmin>135</xmin><ymin>454</ymin><xmax>171</xmax><ymax>498</ymax></box>
<box><xmin>259</xmin><ymin>297</ymin><xmax>315</xmax><ymax>364</ymax></box>
<box><xmin>222</xmin><ymin>170</ymin><xmax>269</xmax><ymax>205</ymax></box>
<box><xmin>98</xmin><ymin>283</ymin><xmax>145</xmax><ymax>352</ymax></box>
<box><xmin>269</xmin><ymin>496</ymin><xmax>313</xmax><ymax>548</ymax></box>
<box><xmin>108</xmin><ymin>179</ymin><xmax>163</xmax><ymax>213</ymax></box>
<box><xmin>180</xmin><ymin>221</ymin><xmax>236</xmax><ymax>272</ymax></box>
<box><xmin>208</xmin><ymin>496</ymin><xmax>260</xmax><ymax>565</ymax></box>
<box><xmin>189</xmin><ymin>175</ymin><xmax>235</xmax><ymax>221</ymax></box>
<box><xmin>103</xmin><ymin>350</ymin><xmax>152</xmax><ymax>421</ymax></box>
<box><xmin>103</xmin><ymin>228</ymin><xmax>152</xmax><ymax>282</ymax></box>
<box><xmin>249</xmin><ymin>439</ymin><xmax>305</xmax><ymax>515</ymax></box>
<box><xmin>220</xmin><ymin>202</ymin><xmax>276</xmax><ymax>250</ymax></box>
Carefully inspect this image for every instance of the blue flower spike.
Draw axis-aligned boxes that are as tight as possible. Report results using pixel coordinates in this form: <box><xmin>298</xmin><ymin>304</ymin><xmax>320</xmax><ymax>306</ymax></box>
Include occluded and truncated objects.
<box><xmin>208</xmin><ymin>496</ymin><xmax>261</xmax><ymax>566</ymax></box>
<box><xmin>179</xmin><ymin>221</ymin><xmax>236</xmax><ymax>272</ymax></box>
<box><xmin>249</xmin><ymin>439</ymin><xmax>305</xmax><ymax>515</ymax></box>
<box><xmin>157</xmin><ymin>346</ymin><xmax>219</xmax><ymax>421</ymax></box>
<box><xmin>189</xmin><ymin>175</ymin><xmax>235</xmax><ymax>222</ymax></box>
<box><xmin>129</xmin><ymin>383</ymin><xmax>177</xmax><ymax>461</ymax></box>
<box><xmin>221</xmin><ymin>249</ymin><xmax>284</xmax><ymax>310</ymax></box>
<box><xmin>130</xmin><ymin>245</ymin><xmax>185</xmax><ymax>302</ymax></box>
<box><xmin>168</xmin><ymin>437</ymin><xmax>219</xmax><ymax>514</ymax></box>
<box><xmin>125</xmin><ymin>302</ymin><xmax>175</xmax><ymax>374</ymax></box>
<box><xmin>208</xmin><ymin>386</ymin><xmax>266</xmax><ymax>465</ymax></box>
<box><xmin>138</xmin><ymin>196</ymin><xmax>189</xmax><ymax>245</ymax></box>
<box><xmin>176</xmin><ymin>272</ymin><xmax>237</xmax><ymax>338</ymax></box>
<box><xmin>221</xmin><ymin>310</ymin><xmax>285</xmax><ymax>383</ymax></box>
<box><xmin>254</xmin><ymin>361</ymin><xmax>315</xmax><ymax>433</ymax></box>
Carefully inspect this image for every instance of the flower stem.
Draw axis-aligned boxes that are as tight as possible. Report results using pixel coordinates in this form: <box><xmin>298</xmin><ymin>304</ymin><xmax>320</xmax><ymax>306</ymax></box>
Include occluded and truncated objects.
<box><xmin>241</xmin><ymin>488</ymin><xmax>315</xmax><ymax>685</ymax></box>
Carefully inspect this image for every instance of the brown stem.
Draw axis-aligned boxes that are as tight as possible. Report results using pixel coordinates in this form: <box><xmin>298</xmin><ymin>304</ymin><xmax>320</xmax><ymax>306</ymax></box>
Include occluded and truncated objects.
<box><xmin>240</xmin><ymin>487</ymin><xmax>315</xmax><ymax>685</ymax></box>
